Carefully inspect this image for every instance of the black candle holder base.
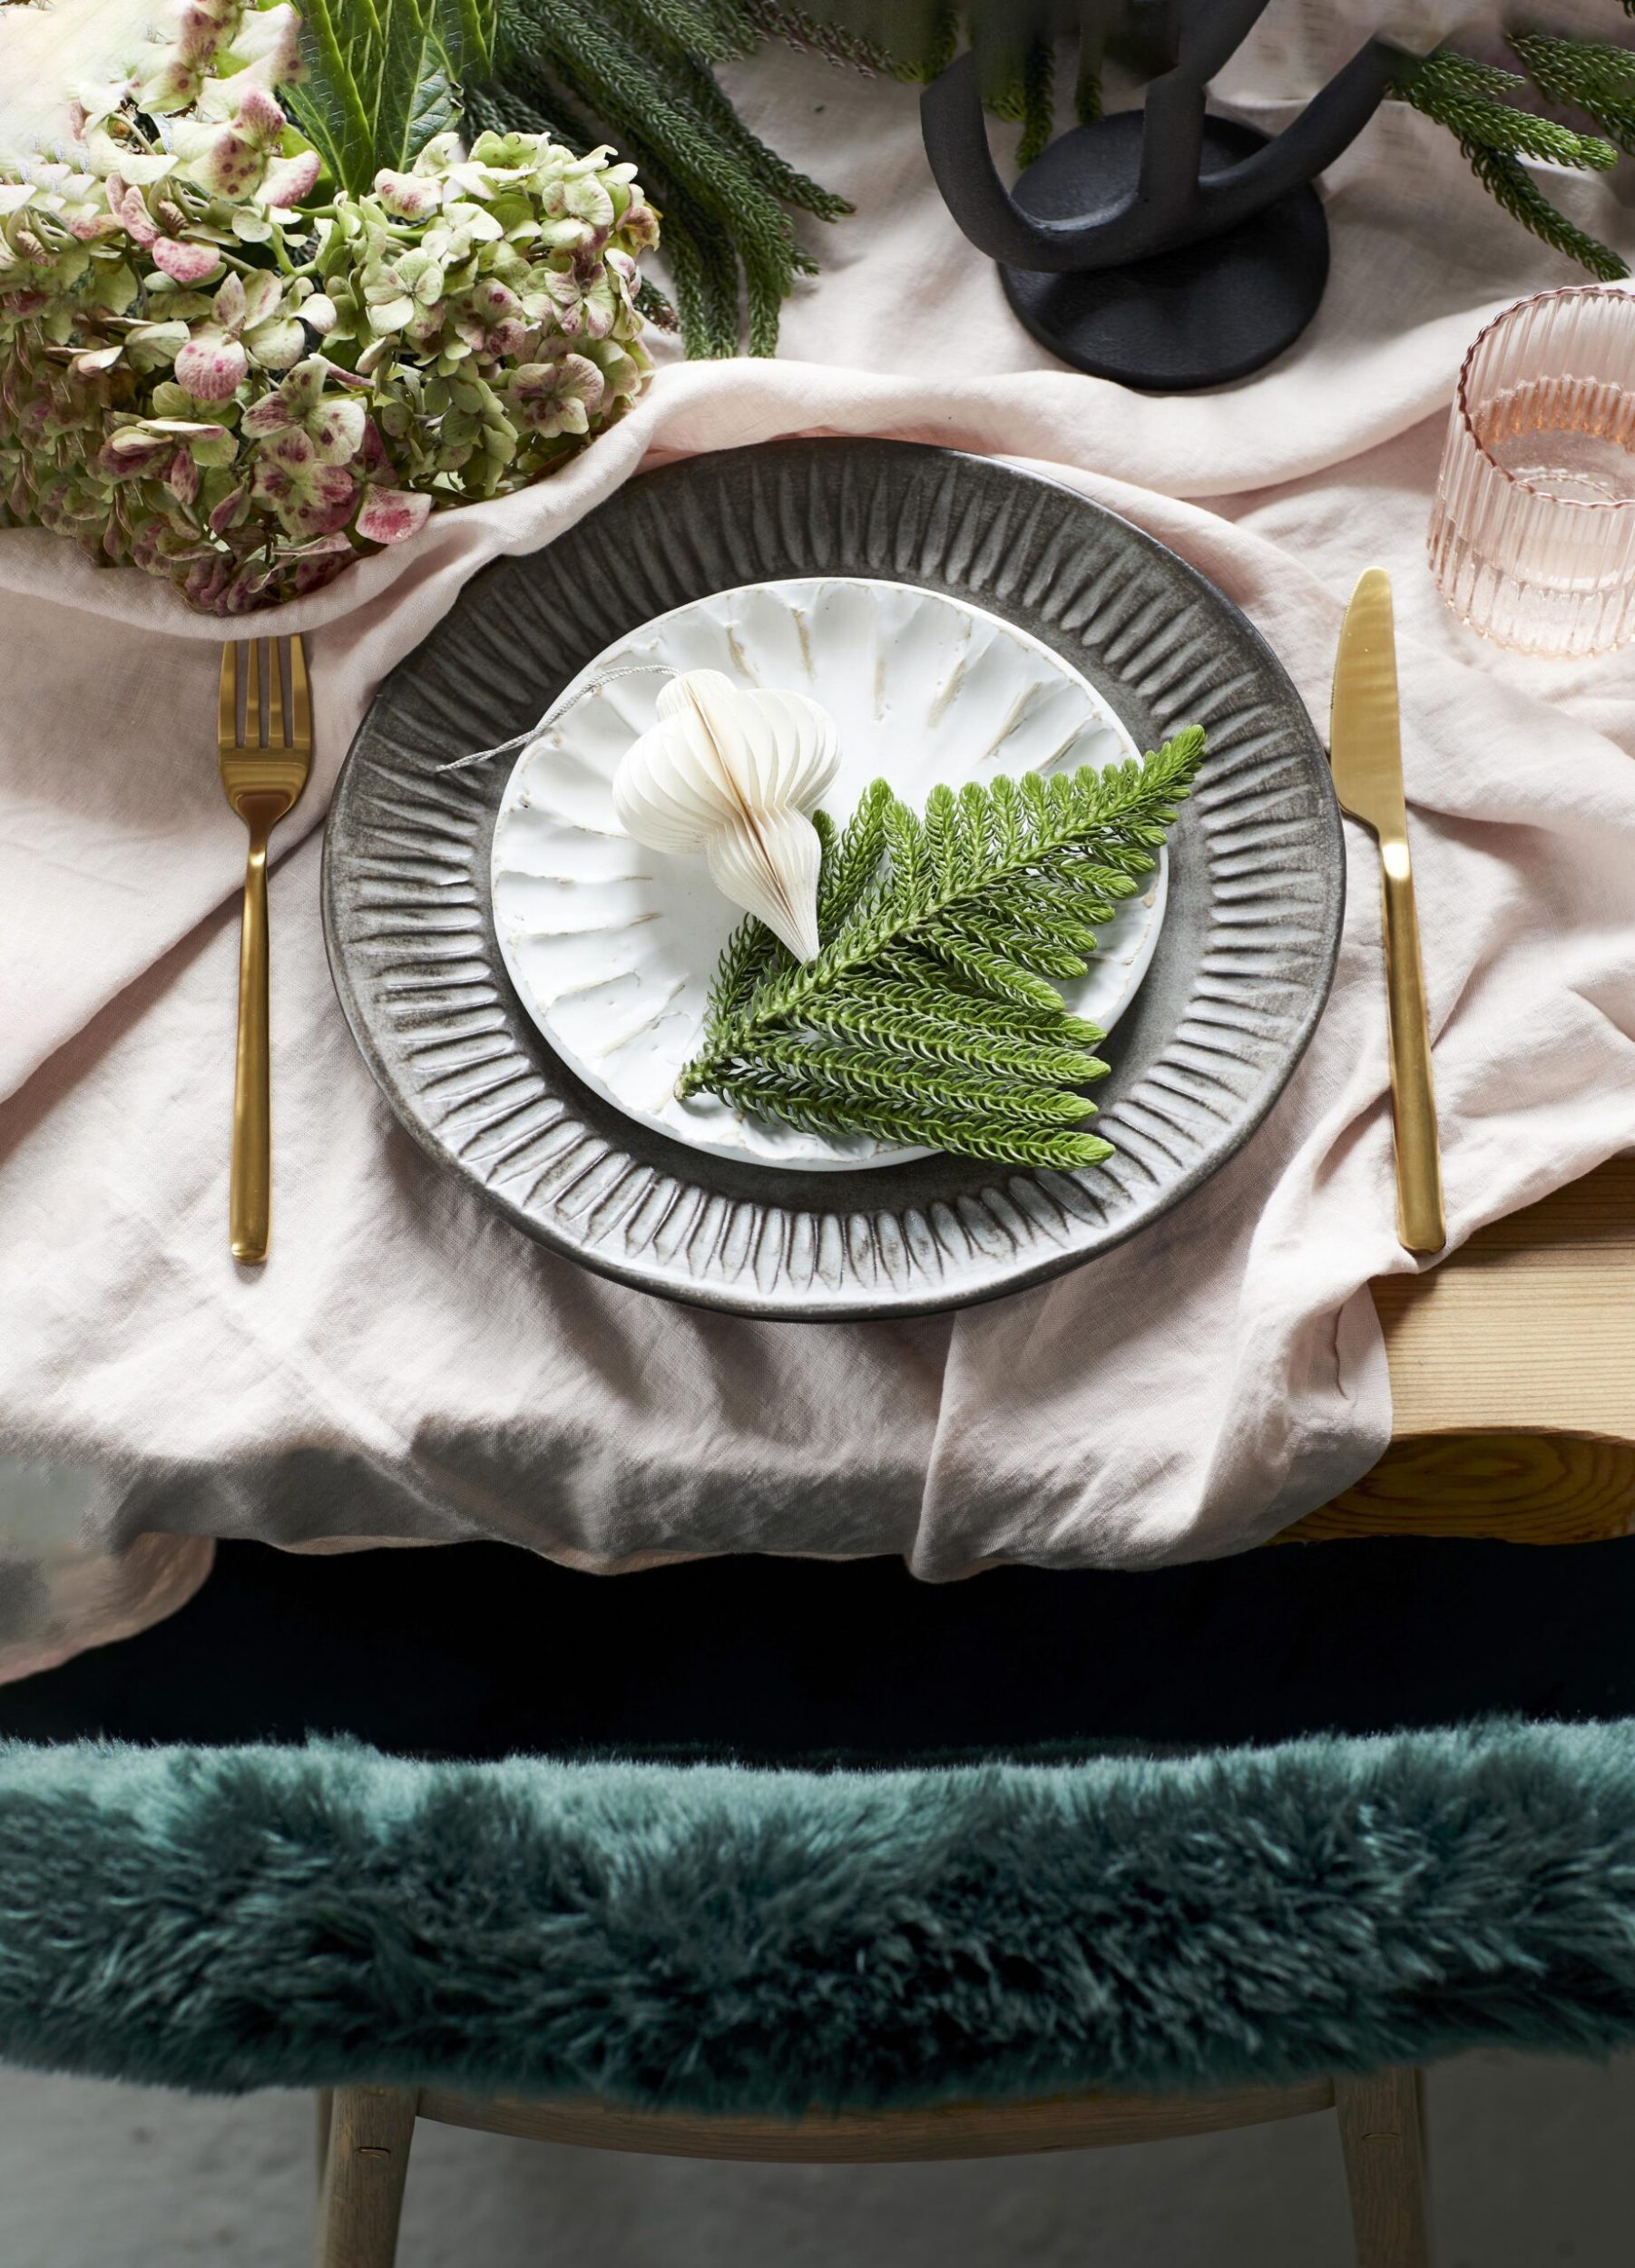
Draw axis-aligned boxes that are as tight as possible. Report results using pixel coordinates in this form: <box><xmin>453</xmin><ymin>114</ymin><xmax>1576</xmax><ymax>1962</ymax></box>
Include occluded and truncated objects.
<box><xmin>998</xmin><ymin>112</ymin><xmax>1330</xmax><ymax>392</ymax></box>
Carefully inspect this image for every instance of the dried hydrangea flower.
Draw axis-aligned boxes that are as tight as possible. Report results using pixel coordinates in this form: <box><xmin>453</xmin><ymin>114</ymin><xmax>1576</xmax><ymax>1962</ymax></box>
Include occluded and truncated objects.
<box><xmin>507</xmin><ymin>350</ymin><xmax>605</xmax><ymax>440</ymax></box>
<box><xmin>172</xmin><ymin>267</ymin><xmax>304</xmax><ymax>396</ymax></box>
<box><xmin>171</xmin><ymin>77</ymin><xmax>317</xmax><ymax>207</ymax></box>
<box><xmin>0</xmin><ymin>39</ymin><xmax>657</xmax><ymax>615</ymax></box>
<box><xmin>240</xmin><ymin>356</ymin><xmax>367</xmax><ymax>462</ymax></box>
<box><xmin>250</xmin><ymin>426</ymin><xmax>357</xmax><ymax>538</ymax></box>
<box><xmin>355</xmin><ymin>486</ymin><xmax>431</xmax><ymax>544</ymax></box>
<box><xmin>104</xmin><ymin>173</ymin><xmax>221</xmax><ymax>284</ymax></box>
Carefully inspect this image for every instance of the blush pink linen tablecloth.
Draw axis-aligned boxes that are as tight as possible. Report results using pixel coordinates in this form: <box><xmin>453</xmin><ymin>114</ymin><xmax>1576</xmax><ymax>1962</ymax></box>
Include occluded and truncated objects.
<box><xmin>3</xmin><ymin>23</ymin><xmax>1634</xmax><ymax>1677</ymax></box>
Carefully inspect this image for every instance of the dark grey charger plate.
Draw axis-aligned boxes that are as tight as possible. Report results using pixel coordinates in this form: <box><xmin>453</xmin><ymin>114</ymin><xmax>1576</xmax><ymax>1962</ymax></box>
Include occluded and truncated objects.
<box><xmin>323</xmin><ymin>440</ymin><xmax>1342</xmax><ymax>1319</ymax></box>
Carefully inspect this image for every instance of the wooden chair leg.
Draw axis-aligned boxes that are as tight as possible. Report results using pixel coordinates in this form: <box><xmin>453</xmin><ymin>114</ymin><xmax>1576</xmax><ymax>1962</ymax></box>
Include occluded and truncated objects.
<box><xmin>316</xmin><ymin>2086</ymin><xmax>419</xmax><ymax>2268</ymax></box>
<box><xmin>316</xmin><ymin>2088</ymin><xmax>334</xmax><ymax>2197</ymax></box>
<box><xmin>1335</xmin><ymin>2067</ymin><xmax>1431</xmax><ymax>2268</ymax></box>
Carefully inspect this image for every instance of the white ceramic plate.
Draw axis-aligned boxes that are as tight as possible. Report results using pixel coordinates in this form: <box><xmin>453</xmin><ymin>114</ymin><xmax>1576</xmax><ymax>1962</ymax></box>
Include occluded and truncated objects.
<box><xmin>491</xmin><ymin>577</ymin><xmax>1165</xmax><ymax>1170</ymax></box>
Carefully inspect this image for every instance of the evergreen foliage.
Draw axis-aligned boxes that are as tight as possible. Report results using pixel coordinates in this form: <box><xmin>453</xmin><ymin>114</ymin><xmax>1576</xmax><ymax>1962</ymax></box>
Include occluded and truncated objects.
<box><xmin>679</xmin><ymin>731</ymin><xmax>1204</xmax><ymax>1169</ymax></box>
<box><xmin>1396</xmin><ymin>44</ymin><xmax>1629</xmax><ymax>282</ymax></box>
<box><xmin>463</xmin><ymin>9</ymin><xmax>1635</xmax><ymax>357</ymax></box>
<box><xmin>485</xmin><ymin>0</ymin><xmax>848</xmax><ymax>356</ymax></box>
<box><xmin>474</xmin><ymin>4</ymin><xmax>1100</xmax><ymax>354</ymax></box>
<box><xmin>1512</xmin><ymin>29</ymin><xmax>1635</xmax><ymax>161</ymax></box>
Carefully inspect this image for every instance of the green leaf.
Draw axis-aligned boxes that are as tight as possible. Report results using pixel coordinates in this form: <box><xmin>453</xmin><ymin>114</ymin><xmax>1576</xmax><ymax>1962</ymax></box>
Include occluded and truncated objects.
<box><xmin>373</xmin><ymin>1</ymin><xmax>462</xmax><ymax>175</ymax></box>
<box><xmin>284</xmin><ymin>0</ymin><xmax>377</xmax><ymax>191</ymax></box>
<box><xmin>680</xmin><ymin>732</ymin><xmax>1206</xmax><ymax>1170</ymax></box>
<box><xmin>281</xmin><ymin>0</ymin><xmax>481</xmax><ymax>193</ymax></box>
<box><xmin>452</xmin><ymin>0</ymin><xmax>499</xmax><ymax>79</ymax></box>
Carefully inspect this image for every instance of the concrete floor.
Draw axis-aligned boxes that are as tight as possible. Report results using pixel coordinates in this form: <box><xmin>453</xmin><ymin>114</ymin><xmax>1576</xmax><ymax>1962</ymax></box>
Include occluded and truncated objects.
<box><xmin>1</xmin><ymin>2050</ymin><xmax>1631</xmax><ymax>2265</ymax></box>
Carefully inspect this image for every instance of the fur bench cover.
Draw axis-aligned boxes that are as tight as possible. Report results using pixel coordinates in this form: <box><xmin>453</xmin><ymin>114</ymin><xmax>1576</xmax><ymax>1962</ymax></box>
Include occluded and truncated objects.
<box><xmin>4</xmin><ymin>1723</ymin><xmax>1635</xmax><ymax>2108</ymax></box>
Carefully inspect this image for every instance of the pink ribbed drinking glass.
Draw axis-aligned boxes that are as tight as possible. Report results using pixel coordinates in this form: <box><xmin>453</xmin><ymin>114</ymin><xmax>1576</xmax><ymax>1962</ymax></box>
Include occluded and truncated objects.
<box><xmin>1428</xmin><ymin>284</ymin><xmax>1635</xmax><ymax>658</ymax></box>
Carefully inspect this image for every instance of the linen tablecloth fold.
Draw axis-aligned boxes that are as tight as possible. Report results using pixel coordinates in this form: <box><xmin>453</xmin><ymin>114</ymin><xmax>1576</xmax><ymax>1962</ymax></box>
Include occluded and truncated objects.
<box><xmin>3</xmin><ymin>51</ymin><xmax>1633</xmax><ymax>1677</ymax></box>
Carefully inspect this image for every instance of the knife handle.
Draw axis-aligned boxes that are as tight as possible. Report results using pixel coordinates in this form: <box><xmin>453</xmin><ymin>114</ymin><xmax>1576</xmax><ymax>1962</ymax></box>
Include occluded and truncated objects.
<box><xmin>1378</xmin><ymin>839</ymin><xmax>1445</xmax><ymax>1256</ymax></box>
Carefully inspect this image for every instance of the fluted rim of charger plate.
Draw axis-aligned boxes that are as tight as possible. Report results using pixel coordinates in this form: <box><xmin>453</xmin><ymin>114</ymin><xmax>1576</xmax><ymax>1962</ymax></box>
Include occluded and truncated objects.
<box><xmin>322</xmin><ymin>440</ymin><xmax>1343</xmax><ymax>1319</ymax></box>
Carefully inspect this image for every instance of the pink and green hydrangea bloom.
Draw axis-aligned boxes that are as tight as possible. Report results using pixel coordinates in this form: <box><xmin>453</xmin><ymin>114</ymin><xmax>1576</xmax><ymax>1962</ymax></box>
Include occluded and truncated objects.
<box><xmin>174</xmin><ymin>268</ymin><xmax>312</xmax><ymax>397</ymax></box>
<box><xmin>355</xmin><ymin>487</ymin><xmax>432</xmax><ymax>544</ymax></box>
<box><xmin>0</xmin><ymin>27</ymin><xmax>656</xmax><ymax>614</ymax></box>
<box><xmin>250</xmin><ymin>427</ymin><xmax>357</xmax><ymax>538</ymax></box>
<box><xmin>240</xmin><ymin>357</ymin><xmax>369</xmax><ymax>463</ymax></box>
<box><xmin>172</xmin><ymin>82</ymin><xmax>314</xmax><ymax>204</ymax></box>
<box><xmin>506</xmin><ymin>351</ymin><xmax>605</xmax><ymax>439</ymax></box>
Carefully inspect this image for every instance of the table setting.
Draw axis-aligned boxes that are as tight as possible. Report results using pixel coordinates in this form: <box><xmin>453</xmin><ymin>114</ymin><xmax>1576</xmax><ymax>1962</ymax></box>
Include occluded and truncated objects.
<box><xmin>3</xmin><ymin>0</ymin><xmax>1635</xmax><ymax>1683</ymax></box>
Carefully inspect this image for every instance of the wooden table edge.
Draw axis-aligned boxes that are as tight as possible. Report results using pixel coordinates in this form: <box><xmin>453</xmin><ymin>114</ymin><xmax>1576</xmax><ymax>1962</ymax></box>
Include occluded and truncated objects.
<box><xmin>1288</xmin><ymin>1154</ymin><xmax>1635</xmax><ymax>1546</ymax></box>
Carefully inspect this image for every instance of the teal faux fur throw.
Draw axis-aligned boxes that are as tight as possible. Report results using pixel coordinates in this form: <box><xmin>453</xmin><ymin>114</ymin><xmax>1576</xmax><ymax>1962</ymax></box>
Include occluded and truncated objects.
<box><xmin>5</xmin><ymin>1722</ymin><xmax>1635</xmax><ymax>2109</ymax></box>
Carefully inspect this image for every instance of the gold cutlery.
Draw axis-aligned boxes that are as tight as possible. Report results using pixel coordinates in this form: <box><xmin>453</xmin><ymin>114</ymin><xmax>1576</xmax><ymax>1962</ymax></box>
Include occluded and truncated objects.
<box><xmin>1329</xmin><ymin>568</ymin><xmax>1445</xmax><ymax>1256</ymax></box>
<box><xmin>217</xmin><ymin>636</ymin><xmax>311</xmax><ymax>1264</ymax></box>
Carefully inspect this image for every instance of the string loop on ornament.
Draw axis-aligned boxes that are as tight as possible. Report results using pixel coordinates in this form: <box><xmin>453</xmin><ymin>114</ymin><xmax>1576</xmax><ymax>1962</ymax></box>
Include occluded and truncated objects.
<box><xmin>436</xmin><ymin>664</ymin><xmax>674</xmax><ymax>774</ymax></box>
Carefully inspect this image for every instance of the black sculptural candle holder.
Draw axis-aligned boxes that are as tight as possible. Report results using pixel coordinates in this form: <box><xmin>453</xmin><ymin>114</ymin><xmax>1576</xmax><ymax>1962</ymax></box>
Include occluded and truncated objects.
<box><xmin>920</xmin><ymin>0</ymin><xmax>1405</xmax><ymax>391</ymax></box>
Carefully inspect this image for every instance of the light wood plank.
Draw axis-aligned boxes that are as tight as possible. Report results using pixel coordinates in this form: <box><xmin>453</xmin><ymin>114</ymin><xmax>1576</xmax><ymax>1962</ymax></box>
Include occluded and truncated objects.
<box><xmin>416</xmin><ymin>2077</ymin><xmax>1336</xmax><ymax>2163</ymax></box>
<box><xmin>1294</xmin><ymin>1433</ymin><xmax>1635</xmax><ymax>1543</ymax></box>
<box><xmin>1293</xmin><ymin>1155</ymin><xmax>1635</xmax><ymax>1543</ymax></box>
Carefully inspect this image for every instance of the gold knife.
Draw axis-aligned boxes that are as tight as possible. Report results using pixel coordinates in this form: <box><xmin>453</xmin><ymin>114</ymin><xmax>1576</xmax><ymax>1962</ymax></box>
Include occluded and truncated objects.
<box><xmin>1329</xmin><ymin>568</ymin><xmax>1445</xmax><ymax>1256</ymax></box>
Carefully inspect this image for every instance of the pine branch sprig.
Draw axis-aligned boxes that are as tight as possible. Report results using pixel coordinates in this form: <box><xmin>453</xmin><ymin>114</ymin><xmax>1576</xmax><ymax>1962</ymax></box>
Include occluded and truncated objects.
<box><xmin>489</xmin><ymin>0</ymin><xmax>851</xmax><ymax>355</ymax></box>
<box><xmin>1396</xmin><ymin>43</ymin><xmax>1630</xmax><ymax>282</ymax></box>
<box><xmin>679</xmin><ymin>728</ymin><xmax>1204</xmax><ymax>1170</ymax></box>
<box><xmin>814</xmin><ymin>786</ymin><xmax>891</xmax><ymax>934</ymax></box>
<box><xmin>794</xmin><ymin>988</ymin><xmax>1109</xmax><ymax>1085</ymax></box>
<box><xmin>700</xmin><ymin>904</ymin><xmax>790</xmax><ymax>1047</ymax></box>
<box><xmin>1400</xmin><ymin>48</ymin><xmax>1619</xmax><ymax>171</ymax></box>
<box><xmin>744</xmin><ymin>1039</ymin><xmax>1097</xmax><ymax>1124</ymax></box>
<box><xmin>700</xmin><ymin>1076</ymin><xmax>1119</xmax><ymax>1171</ymax></box>
<box><xmin>1465</xmin><ymin>143</ymin><xmax>1630</xmax><ymax>283</ymax></box>
<box><xmin>700</xmin><ymin>736</ymin><xmax>1199</xmax><ymax>1049</ymax></box>
<box><xmin>1512</xmin><ymin>29</ymin><xmax>1635</xmax><ymax>161</ymax></box>
<box><xmin>829</xmin><ymin>962</ymin><xmax>1107</xmax><ymax>1050</ymax></box>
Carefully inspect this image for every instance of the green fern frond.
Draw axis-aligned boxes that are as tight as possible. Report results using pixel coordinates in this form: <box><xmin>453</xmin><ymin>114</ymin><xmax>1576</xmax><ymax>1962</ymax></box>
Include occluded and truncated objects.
<box><xmin>485</xmin><ymin>0</ymin><xmax>851</xmax><ymax>356</ymax></box>
<box><xmin>748</xmin><ymin>1039</ymin><xmax>1095</xmax><ymax>1122</ymax></box>
<box><xmin>1465</xmin><ymin>143</ymin><xmax>1630</xmax><ymax>282</ymax></box>
<box><xmin>701</xmin><ymin>912</ymin><xmax>790</xmax><ymax>1047</ymax></box>
<box><xmin>735</xmin><ymin>0</ymin><xmax>911</xmax><ymax>75</ymax></box>
<box><xmin>917</xmin><ymin>926</ymin><xmax>1066</xmax><ymax>1009</ymax></box>
<box><xmin>1016</xmin><ymin>36</ymin><xmax>1055</xmax><ymax>167</ymax></box>
<box><xmin>661</xmin><ymin>38</ymin><xmax>854</xmax><ymax>218</ymax></box>
<box><xmin>1512</xmin><ymin>30</ymin><xmax>1635</xmax><ymax>161</ymax></box>
<box><xmin>804</xmin><ymin>989</ymin><xmax>1108</xmax><ymax>1085</ymax></box>
<box><xmin>1396</xmin><ymin>44</ymin><xmax>1628</xmax><ymax>281</ymax></box>
<box><xmin>595</xmin><ymin>0</ymin><xmax>755</xmax><ymax>63</ymax></box>
<box><xmin>1074</xmin><ymin>18</ymin><xmax>1104</xmax><ymax>125</ymax></box>
<box><xmin>816</xmin><ymin>783</ymin><xmax>893</xmax><ymax>932</ymax></box>
<box><xmin>680</xmin><ymin>729</ymin><xmax>1203</xmax><ymax>1170</ymax></box>
<box><xmin>707</xmin><ymin>1074</ymin><xmax>1117</xmax><ymax>1169</ymax></box>
<box><xmin>1403</xmin><ymin>49</ymin><xmax>1526</xmax><ymax>103</ymax></box>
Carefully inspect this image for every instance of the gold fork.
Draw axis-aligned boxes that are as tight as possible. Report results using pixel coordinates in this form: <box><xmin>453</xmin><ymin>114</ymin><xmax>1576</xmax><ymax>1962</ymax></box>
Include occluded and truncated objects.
<box><xmin>217</xmin><ymin>636</ymin><xmax>312</xmax><ymax>1264</ymax></box>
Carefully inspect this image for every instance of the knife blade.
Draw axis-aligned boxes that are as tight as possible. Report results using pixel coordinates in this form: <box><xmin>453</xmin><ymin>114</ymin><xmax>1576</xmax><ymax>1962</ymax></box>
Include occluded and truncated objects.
<box><xmin>1330</xmin><ymin>568</ymin><xmax>1446</xmax><ymax>1256</ymax></box>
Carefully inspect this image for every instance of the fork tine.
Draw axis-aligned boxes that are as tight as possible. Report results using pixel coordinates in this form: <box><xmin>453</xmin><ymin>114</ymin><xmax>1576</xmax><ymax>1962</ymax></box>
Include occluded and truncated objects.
<box><xmin>288</xmin><ymin>632</ymin><xmax>311</xmax><ymax>751</ymax></box>
<box><xmin>268</xmin><ymin>636</ymin><xmax>286</xmax><ymax>748</ymax></box>
<box><xmin>246</xmin><ymin>638</ymin><xmax>261</xmax><ymax>746</ymax></box>
<box><xmin>218</xmin><ymin>642</ymin><xmax>239</xmax><ymax>749</ymax></box>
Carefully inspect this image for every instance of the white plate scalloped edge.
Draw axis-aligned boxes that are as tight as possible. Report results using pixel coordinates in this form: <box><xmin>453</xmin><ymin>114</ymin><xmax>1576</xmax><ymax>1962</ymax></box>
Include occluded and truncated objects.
<box><xmin>492</xmin><ymin>577</ymin><xmax>1166</xmax><ymax>1171</ymax></box>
